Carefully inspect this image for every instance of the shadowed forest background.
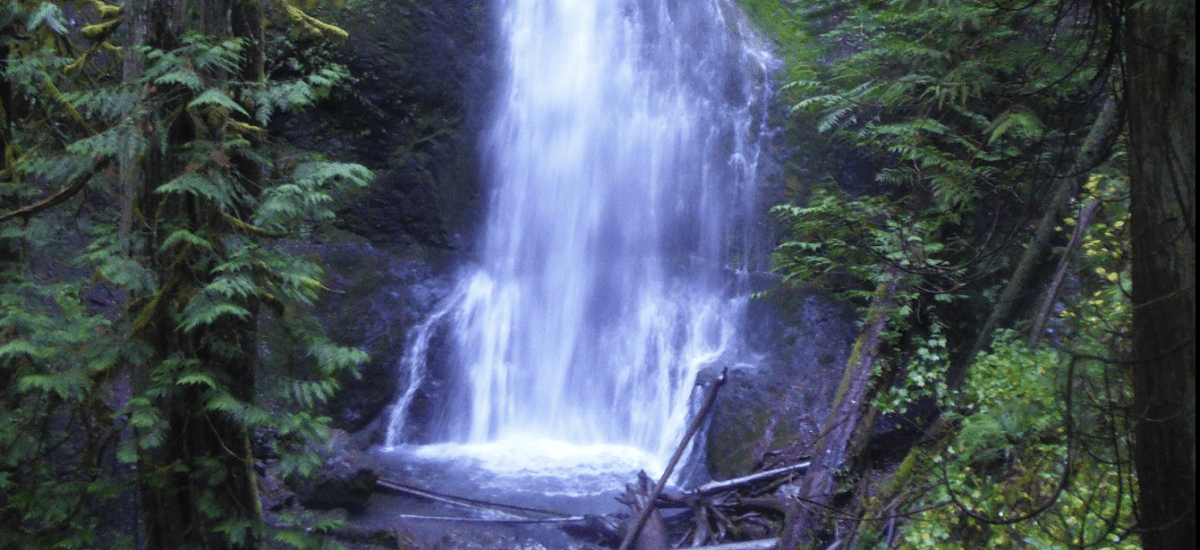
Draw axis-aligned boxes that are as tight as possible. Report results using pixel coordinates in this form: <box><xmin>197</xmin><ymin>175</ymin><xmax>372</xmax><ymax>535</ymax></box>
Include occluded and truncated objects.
<box><xmin>0</xmin><ymin>1</ymin><xmax>1192</xmax><ymax>549</ymax></box>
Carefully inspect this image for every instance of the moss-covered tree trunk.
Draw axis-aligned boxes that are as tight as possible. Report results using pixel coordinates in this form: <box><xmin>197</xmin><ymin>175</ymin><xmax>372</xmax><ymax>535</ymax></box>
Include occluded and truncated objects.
<box><xmin>1</xmin><ymin>38</ymin><xmax>11</xmax><ymax>175</ymax></box>
<box><xmin>128</xmin><ymin>1</ymin><xmax>266</xmax><ymax>548</ymax></box>
<box><xmin>1</xmin><ymin>36</ymin><xmax>13</xmax><ymax>265</ymax></box>
<box><xmin>1</xmin><ymin>18</ymin><xmax>16</xmax><ymax>262</ymax></box>
<box><xmin>778</xmin><ymin>273</ymin><xmax>901</xmax><ymax>549</ymax></box>
<box><xmin>1123</xmin><ymin>1</ymin><xmax>1196</xmax><ymax>548</ymax></box>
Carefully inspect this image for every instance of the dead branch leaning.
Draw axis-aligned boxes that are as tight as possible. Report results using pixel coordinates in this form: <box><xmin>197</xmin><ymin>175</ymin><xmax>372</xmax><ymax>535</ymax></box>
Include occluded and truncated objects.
<box><xmin>618</xmin><ymin>367</ymin><xmax>727</xmax><ymax>550</ymax></box>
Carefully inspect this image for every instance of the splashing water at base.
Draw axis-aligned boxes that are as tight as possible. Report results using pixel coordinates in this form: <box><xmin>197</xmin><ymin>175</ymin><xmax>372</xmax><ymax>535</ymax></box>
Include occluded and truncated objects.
<box><xmin>382</xmin><ymin>0</ymin><xmax>775</xmax><ymax>490</ymax></box>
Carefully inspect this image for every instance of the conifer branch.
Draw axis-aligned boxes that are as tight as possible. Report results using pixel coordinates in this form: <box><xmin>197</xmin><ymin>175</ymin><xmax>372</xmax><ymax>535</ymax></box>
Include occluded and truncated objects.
<box><xmin>0</xmin><ymin>156</ymin><xmax>111</xmax><ymax>224</ymax></box>
<box><xmin>39</xmin><ymin>74</ymin><xmax>96</xmax><ymax>135</ymax></box>
<box><xmin>275</xmin><ymin>1</ymin><xmax>349</xmax><ymax>42</ymax></box>
<box><xmin>222</xmin><ymin>211</ymin><xmax>283</xmax><ymax>238</ymax></box>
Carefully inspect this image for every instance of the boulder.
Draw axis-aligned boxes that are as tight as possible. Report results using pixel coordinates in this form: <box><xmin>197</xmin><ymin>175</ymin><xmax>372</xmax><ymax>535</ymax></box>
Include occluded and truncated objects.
<box><xmin>287</xmin><ymin>429</ymin><xmax>383</xmax><ymax>515</ymax></box>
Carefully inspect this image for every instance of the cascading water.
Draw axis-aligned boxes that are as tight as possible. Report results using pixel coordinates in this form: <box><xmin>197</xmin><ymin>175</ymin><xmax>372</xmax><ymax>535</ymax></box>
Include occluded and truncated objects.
<box><xmin>384</xmin><ymin>0</ymin><xmax>774</xmax><ymax>487</ymax></box>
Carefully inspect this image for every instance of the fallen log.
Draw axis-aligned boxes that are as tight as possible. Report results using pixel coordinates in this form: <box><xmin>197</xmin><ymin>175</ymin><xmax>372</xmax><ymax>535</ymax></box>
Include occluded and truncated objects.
<box><xmin>688</xmin><ymin>461</ymin><xmax>811</xmax><ymax>496</ymax></box>
<box><xmin>1029</xmin><ymin>196</ymin><xmax>1101</xmax><ymax>343</ymax></box>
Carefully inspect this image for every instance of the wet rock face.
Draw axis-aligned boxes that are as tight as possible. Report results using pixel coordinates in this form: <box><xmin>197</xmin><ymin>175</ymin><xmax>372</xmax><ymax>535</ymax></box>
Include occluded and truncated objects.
<box><xmin>300</xmin><ymin>238</ymin><xmax>456</xmax><ymax>437</ymax></box>
<box><xmin>278</xmin><ymin>0</ymin><xmax>497</xmax><ymax>248</ymax></box>
<box><xmin>264</xmin><ymin>0</ymin><xmax>499</xmax><ymax>437</ymax></box>
<box><xmin>704</xmin><ymin>286</ymin><xmax>859</xmax><ymax>480</ymax></box>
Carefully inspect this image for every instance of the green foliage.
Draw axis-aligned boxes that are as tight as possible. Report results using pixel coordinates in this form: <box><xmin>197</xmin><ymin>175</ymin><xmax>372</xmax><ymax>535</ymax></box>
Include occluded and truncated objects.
<box><xmin>1058</xmin><ymin>174</ymin><xmax>1132</xmax><ymax>350</ymax></box>
<box><xmin>766</xmin><ymin>0</ymin><xmax>1117</xmax><ymax>299</ymax></box>
<box><xmin>769</xmin><ymin>183</ymin><xmax>894</xmax><ymax>293</ymax></box>
<box><xmin>250</xmin><ymin>64</ymin><xmax>352</xmax><ymax>125</ymax></box>
<box><xmin>898</xmin><ymin>332</ymin><xmax>1137</xmax><ymax>549</ymax></box>
<box><xmin>2</xmin><ymin>4</ymin><xmax>371</xmax><ymax>548</ymax></box>
<box><xmin>0</xmin><ymin>272</ymin><xmax>127</xmax><ymax>549</ymax></box>
<box><xmin>890</xmin><ymin>173</ymin><xmax>1135</xmax><ymax>549</ymax></box>
<box><xmin>1</xmin><ymin>2</ymin><xmax>69</xmax><ymax>44</ymax></box>
<box><xmin>268</xmin><ymin>508</ymin><xmax>349</xmax><ymax>550</ymax></box>
<box><xmin>116</xmin><ymin>32</ymin><xmax>368</xmax><ymax>545</ymax></box>
<box><xmin>754</xmin><ymin>1</ymin><xmax>1138</xmax><ymax>545</ymax></box>
<box><xmin>255</xmin><ymin>161</ymin><xmax>371</xmax><ymax>233</ymax></box>
<box><xmin>734</xmin><ymin>0</ymin><xmax>821</xmax><ymax>87</ymax></box>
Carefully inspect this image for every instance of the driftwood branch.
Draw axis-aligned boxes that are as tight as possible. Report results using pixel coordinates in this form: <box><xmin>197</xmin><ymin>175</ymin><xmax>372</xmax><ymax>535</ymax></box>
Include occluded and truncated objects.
<box><xmin>376</xmin><ymin>477</ymin><xmax>570</xmax><ymax>519</ymax></box>
<box><xmin>688</xmin><ymin>461</ymin><xmax>811</xmax><ymax>496</ymax></box>
<box><xmin>692</xmin><ymin>539</ymin><xmax>779</xmax><ymax>550</ymax></box>
<box><xmin>619</xmin><ymin>367</ymin><xmax>727</xmax><ymax>550</ymax></box>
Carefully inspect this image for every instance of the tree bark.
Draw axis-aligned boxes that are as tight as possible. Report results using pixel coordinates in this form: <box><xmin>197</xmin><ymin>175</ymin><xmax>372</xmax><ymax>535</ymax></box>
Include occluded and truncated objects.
<box><xmin>1122</xmin><ymin>1</ymin><xmax>1196</xmax><ymax>549</ymax></box>
<box><xmin>1</xmin><ymin>30</ymin><xmax>16</xmax><ymax>266</ymax></box>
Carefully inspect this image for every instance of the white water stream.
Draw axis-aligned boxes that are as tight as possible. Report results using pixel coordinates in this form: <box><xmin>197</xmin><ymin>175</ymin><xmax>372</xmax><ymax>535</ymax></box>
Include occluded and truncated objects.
<box><xmin>383</xmin><ymin>0</ymin><xmax>774</xmax><ymax>489</ymax></box>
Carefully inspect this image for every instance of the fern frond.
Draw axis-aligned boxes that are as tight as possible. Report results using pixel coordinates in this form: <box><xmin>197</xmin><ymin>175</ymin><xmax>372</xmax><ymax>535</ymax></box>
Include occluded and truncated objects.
<box><xmin>188</xmin><ymin>89</ymin><xmax>249</xmax><ymax>117</ymax></box>
<box><xmin>155</xmin><ymin>171</ymin><xmax>234</xmax><ymax>205</ymax></box>
<box><xmin>25</xmin><ymin>2</ymin><xmax>70</xmax><ymax>35</ymax></box>
<box><xmin>178</xmin><ymin>292</ymin><xmax>252</xmax><ymax>333</ymax></box>
<box><xmin>792</xmin><ymin>93</ymin><xmax>845</xmax><ymax>113</ymax></box>
<box><xmin>65</xmin><ymin>124</ymin><xmax>143</xmax><ymax>159</ymax></box>
<box><xmin>205</xmin><ymin>272</ymin><xmax>257</xmax><ymax>300</ymax></box>
<box><xmin>17</xmin><ymin>369</ymin><xmax>90</xmax><ymax>400</ymax></box>
<box><xmin>191</xmin><ymin>38</ymin><xmax>244</xmax><ymax>74</ymax></box>
<box><xmin>292</xmin><ymin>161</ymin><xmax>373</xmax><ymax>188</ymax></box>
<box><xmin>176</xmin><ymin>372</ymin><xmax>217</xmax><ymax>388</ymax></box>
<box><xmin>248</xmin><ymin>81</ymin><xmax>315</xmax><ymax>124</ymax></box>
<box><xmin>0</xmin><ymin>339</ymin><xmax>50</xmax><ymax>361</ymax></box>
<box><xmin>159</xmin><ymin>229</ymin><xmax>214</xmax><ymax>253</ymax></box>
<box><xmin>307</xmin><ymin>340</ymin><xmax>367</xmax><ymax>376</ymax></box>
<box><xmin>987</xmin><ymin>107</ymin><xmax>1045</xmax><ymax>145</ymax></box>
<box><xmin>818</xmin><ymin>107</ymin><xmax>857</xmax><ymax>133</ymax></box>
<box><xmin>64</xmin><ymin>88</ymin><xmax>143</xmax><ymax>120</ymax></box>
<box><xmin>154</xmin><ymin>68</ymin><xmax>205</xmax><ymax>90</ymax></box>
<box><xmin>19</xmin><ymin>154</ymin><xmax>96</xmax><ymax>185</ymax></box>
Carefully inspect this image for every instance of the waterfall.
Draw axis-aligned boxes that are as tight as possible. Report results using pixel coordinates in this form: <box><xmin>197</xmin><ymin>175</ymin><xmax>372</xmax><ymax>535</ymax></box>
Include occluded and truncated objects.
<box><xmin>385</xmin><ymin>0</ymin><xmax>774</xmax><ymax>471</ymax></box>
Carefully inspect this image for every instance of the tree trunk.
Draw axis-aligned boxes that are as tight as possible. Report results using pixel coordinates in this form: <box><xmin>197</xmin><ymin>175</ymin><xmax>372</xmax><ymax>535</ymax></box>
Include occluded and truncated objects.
<box><xmin>966</xmin><ymin>96</ymin><xmax>1119</xmax><ymax>368</ymax></box>
<box><xmin>1028</xmin><ymin>197</ymin><xmax>1101</xmax><ymax>343</ymax></box>
<box><xmin>777</xmin><ymin>273</ymin><xmax>901</xmax><ymax>549</ymax></box>
<box><xmin>1</xmin><ymin>39</ymin><xmax>11</xmax><ymax>174</ymax></box>
<box><xmin>1</xmin><ymin>38</ymin><xmax>15</xmax><ymax>266</ymax></box>
<box><xmin>1122</xmin><ymin>1</ymin><xmax>1196</xmax><ymax>549</ymax></box>
<box><xmin>128</xmin><ymin>1</ymin><xmax>266</xmax><ymax>548</ymax></box>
